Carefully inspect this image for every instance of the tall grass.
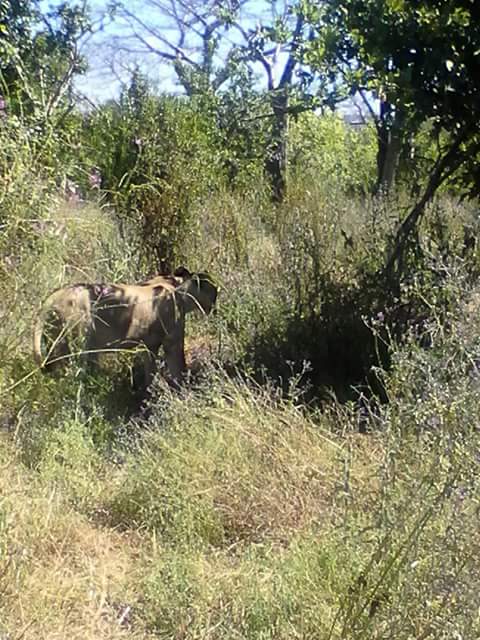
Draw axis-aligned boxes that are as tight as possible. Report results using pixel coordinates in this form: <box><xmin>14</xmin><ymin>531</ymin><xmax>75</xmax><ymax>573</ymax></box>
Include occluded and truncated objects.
<box><xmin>1</xmin><ymin>115</ymin><xmax>479</xmax><ymax>638</ymax></box>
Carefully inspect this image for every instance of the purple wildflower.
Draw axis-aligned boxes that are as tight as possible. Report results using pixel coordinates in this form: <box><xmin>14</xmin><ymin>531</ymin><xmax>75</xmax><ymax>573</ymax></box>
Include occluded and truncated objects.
<box><xmin>88</xmin><ymin>168</ymin><xmax>102</xmax><ymax>189</ymax></box>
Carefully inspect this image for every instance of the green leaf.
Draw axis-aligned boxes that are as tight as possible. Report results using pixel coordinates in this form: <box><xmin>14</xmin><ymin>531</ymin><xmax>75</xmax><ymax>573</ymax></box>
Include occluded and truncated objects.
<box><xmin>387</xmin><ymin>0</ymin><xmax>405</xmax><ymax>13</ymax></box>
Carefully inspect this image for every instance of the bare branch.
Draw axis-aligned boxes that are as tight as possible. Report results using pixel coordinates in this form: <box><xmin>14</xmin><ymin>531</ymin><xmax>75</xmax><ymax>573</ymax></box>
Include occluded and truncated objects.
<box><xmin>230</xmin><ymin>22</ymin><xmax>274</xmax><ymax>90</ymax></box>
<box><xmin>106</xmin><ymin>0</ymin><xmax>314</xmax><ymax>99</ymax></box>
<box><xmin>119</xmin><ymin>7</ymin><xmax>200</xmax><ymax>68</ymax></box>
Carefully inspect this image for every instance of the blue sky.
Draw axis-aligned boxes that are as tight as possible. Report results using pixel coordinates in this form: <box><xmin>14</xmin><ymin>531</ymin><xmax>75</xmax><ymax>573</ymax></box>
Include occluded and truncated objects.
<box><xmin>65</xmin><ymin>0</ymin><xmax>369</xmax><ymax>120</ymax></box>
<box><xmin>71</xmin><ymin>0</ymin><xmax>300</xmax><ymax>102</ymax></box>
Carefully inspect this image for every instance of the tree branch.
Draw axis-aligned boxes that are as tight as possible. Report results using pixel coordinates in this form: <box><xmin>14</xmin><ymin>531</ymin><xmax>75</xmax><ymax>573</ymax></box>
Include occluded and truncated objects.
<box><xmin>385</xmin><ymin>124</ymin><xmax>480</xmax><ymax>281</ymax></box>
<box><xmin>119</xmin><ymin>7</ymin><xmax>200</xmax><ymax>68</ymax></box>
<box><xmin>279</xmin><ymin>11</ymin><xmax>304</xmax><ymax>88</ymax></box>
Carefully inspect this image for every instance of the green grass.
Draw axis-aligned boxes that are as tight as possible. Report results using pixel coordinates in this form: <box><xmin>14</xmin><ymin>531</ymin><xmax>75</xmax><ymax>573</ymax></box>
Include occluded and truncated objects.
<box><xmin>1</xmin><ymin>119</ymin><xmax>480</xmax><ymax>638</ymax></box>
<box><xmin>2</xmin><ymin>346</ymin><xmax>478</xmax><ymax>638</ymax></box>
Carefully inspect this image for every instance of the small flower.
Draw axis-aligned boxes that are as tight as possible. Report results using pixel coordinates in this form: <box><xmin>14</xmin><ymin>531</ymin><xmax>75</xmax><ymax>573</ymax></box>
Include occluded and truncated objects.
<box><xmin>65</xmin><ymin>179</ymin><xmax>81</xmax><ymax>203</ymax></box>
<box><xmin>88</xmin><ymin>168</ymin><xmax>102</xmax><ymax>189</ymax></box>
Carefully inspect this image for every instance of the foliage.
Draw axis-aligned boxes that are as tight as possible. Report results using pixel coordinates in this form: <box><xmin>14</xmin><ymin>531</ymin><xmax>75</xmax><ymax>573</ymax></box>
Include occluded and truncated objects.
<box><xmin>289</xmin><ymin>111</ymin><xmax>377</xmax><ymax>193</ymax></box>
<box><xmin>305</xmin><ymin>0</ymin><xmax>480</xmax><ymax>272</ymax></box>
<box><xmin>82</xmin><ymin>74</ymin><xmax>229</xmax><ymax>267</ymax></box>
<box><xmin>107</xmin><ymin>0</ymin><xmax>341</xmax><ymax>199</ymax></box>
<box><xmin>318</xmin><ymin>0</ymin><xmax>480</xmax><ymax>134</ymax></box>
<box><xmin>309</xmin><ymin>0</ymin><xmax>480</xmax><ymax>151</ymax></box>
<box><xmin>0</xmin><ymin>0</ymin><xmax>90</xmax><ymax>123</ymax></box>
<box><xmin>211</xmin><ymin>78</ymin><xmax>271</xmax><ymax>189</ymax></box>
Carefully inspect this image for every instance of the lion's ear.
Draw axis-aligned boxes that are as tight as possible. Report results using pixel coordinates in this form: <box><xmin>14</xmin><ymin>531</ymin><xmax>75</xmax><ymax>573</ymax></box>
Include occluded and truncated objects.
<box><xmin>158</xmin><ymin>259</ymin><xmax>172</xmax><ymax>275</ymax></box>
<box><xmin>173</xmin><ymin>266</ymin><xmax>191</xmax><ymax>279</ymax></box>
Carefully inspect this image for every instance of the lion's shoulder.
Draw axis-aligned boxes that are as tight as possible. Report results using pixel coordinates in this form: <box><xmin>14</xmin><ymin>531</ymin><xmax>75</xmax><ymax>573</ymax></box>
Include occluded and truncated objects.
<box><xmin>137</xmin><ymin>274</ymin><xmax>181</xmax><ymax>290</ymax></box>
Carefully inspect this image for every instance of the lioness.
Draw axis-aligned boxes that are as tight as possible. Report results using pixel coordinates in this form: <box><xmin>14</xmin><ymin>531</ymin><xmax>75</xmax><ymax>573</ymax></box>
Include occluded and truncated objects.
<box><xmin>33</xmin><ymin>270</ymin><xmax>217</xmax><ymax>388</ymax></box>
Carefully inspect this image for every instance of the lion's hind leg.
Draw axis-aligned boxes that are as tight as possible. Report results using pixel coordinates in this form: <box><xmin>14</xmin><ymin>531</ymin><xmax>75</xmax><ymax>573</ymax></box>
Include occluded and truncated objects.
<box><xmin>131</xmin><ymin>349</ymin><xmax>157</xmax><ymax>396</ymax></box>
<box><xmin>40</xmin><ymin>312</ymin><xmax>72</xmax><ymax>372</ymax></box>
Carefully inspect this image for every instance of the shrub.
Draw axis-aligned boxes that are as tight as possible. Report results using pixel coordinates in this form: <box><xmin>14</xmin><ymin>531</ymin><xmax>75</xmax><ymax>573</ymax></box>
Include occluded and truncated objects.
<box><xmin>289</xmin><ymin>111</ymin><xmax>377</xmax><ymax>194</ymax></box>
<box><xmin>82</xmin><ymin>76</ymin><xmax>226</xmax><ymax>267</ymax></box>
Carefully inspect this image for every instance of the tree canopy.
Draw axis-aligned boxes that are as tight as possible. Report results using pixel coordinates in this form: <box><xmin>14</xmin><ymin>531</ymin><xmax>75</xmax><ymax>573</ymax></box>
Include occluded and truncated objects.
<box><xmin>303</xmin><ymin>0</ymin><xmax>480</xmax><ymax>275</ymax></box>
<box><xmin>0</xmin><ymin>1</ymin><xmax>91</xmax><ymax>122</ymax></box>
<box><xmin>106</xmin><ymin>0</ymin><xmax>334</xmax><ymax>199</ymax></box>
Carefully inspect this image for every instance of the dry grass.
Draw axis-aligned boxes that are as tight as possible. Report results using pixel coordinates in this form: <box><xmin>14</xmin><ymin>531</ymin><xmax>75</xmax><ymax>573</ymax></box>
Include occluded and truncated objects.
<box><xmin>0</xmin><ymin>437</ymin><xmax>149</xmax><ymax>639</ymax></box>
<box><xmin>0</xmin><ymin>380</ymin><xmax>385</xmax><ymax>639</ymax></box>
<box><xmin>106</xmin><ymin>373</ymin><xmax>381</xmax><ymax>542</ymax></box>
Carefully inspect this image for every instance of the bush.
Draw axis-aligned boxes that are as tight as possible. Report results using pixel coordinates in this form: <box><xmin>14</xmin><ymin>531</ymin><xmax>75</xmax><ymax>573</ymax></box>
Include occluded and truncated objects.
<box><xmin>289</xmin><ymin>111</ymin><xmax>377</xmax><ymax>194</ymax></box>
<box><xmin>82</xmin><ymin>76</ymin><xmax>227</xmax><ymax>267</ymax></box>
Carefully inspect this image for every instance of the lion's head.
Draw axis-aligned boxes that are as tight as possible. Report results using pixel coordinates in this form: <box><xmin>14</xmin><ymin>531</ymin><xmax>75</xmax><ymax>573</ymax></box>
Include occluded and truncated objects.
<box><xmin>177</xmin><ymin>272</ymin><xmax>218</xmax><ymax>315</ymax></box>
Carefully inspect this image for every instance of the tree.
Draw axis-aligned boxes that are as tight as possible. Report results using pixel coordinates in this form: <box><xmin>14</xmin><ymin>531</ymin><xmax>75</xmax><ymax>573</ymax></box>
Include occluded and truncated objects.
<box><xmin>107</xmin><ymin>0</ymin><xmax>330</xmax><ymax>200</ymax></box>
<box><xmin>83</xmin><ymin>72</ymin><xmax>228</xmax><ymax>266</ymax></box>
<box><xmin>307</xmin><ymin>0</ymin><xmax>480</xmax><ymax>278</ymax></box>
<box><xmin>0</xmin><ymin>1</ymin><xmax>92</xmax><ymax>124</ymax></box>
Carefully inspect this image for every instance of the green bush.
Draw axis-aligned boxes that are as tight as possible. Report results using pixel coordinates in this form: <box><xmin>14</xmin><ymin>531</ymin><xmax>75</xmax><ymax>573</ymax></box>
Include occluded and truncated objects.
<box><xmin>82</xmin><ymin>76</ymin><xmax>227</xmax><ymax>267</ymax></box>
<box><xmin>290</xmin><ymin>111</ymin><xmax>377</xmax><ymax>194</ymax></box>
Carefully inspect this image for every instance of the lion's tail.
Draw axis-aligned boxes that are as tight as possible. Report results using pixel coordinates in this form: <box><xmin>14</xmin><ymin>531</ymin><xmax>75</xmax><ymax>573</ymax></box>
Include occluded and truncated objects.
<box><xmin>33</xmin><ymin>309</ymin><xmax>47</xmax><ymax>368</ymax></box>
<box><xmin>33</xmin><ymin>290</ymin><xmax>62</xmax><ymax>369</ymax></box>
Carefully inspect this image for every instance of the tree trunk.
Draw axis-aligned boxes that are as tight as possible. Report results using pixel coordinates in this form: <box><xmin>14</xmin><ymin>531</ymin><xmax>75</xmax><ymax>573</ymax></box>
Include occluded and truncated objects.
<box><xmin>376</xmin><ymin>98</ymin><xmax>402</xmax><ymax>193</ymax></box>
<box><xmin>265</xmin><ymin>89</ymin><xmax>288</xmax><ymax>202</ymax></box>
<box><xmin>378</xmin><ymin>127</ymin><xmax>402</xmax><ymax>191</ymax></box>
<box><xmin>384</xmin><ymin>125</ymin><xmax>479</xmax><ymax>286</ymax></box>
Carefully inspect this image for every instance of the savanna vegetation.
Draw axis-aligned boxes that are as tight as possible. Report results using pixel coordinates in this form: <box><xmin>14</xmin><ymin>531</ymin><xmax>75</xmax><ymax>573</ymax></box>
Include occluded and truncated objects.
<box><xmin>1</xmin><ymin>1</ymin><xmax>480</xmax><ymax>638</ymax></box>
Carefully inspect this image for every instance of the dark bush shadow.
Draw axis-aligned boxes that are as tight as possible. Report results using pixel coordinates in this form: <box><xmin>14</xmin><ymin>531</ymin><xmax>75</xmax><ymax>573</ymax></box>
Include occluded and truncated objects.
<box><xmin>239</xmin><ymin>278</ymin><xmax>391</xmax><ymax>406</ymax></box>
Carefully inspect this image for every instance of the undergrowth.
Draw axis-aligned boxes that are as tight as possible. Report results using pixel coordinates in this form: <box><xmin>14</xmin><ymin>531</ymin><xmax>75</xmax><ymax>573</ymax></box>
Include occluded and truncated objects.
<box><xmin>1</xmin><ymin>116</ymin><xmax>479</xmax><ymax>638</ymax></box>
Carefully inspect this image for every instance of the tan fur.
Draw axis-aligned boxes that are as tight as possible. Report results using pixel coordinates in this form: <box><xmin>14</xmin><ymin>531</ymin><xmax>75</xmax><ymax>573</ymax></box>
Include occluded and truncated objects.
<box><xmin>33</xmin><ymin>272</ymin><xmax>217</xmax><ymax>388</ymax></box>
<box><xmin>137</xmin><ymin>266</ymin><xmax>191</xmax><ymax>288</ymax></box>
<box><xmin>137</xmin><ymin>274</ymin><xmax>182</xmax><ymax>288</ymax></box>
